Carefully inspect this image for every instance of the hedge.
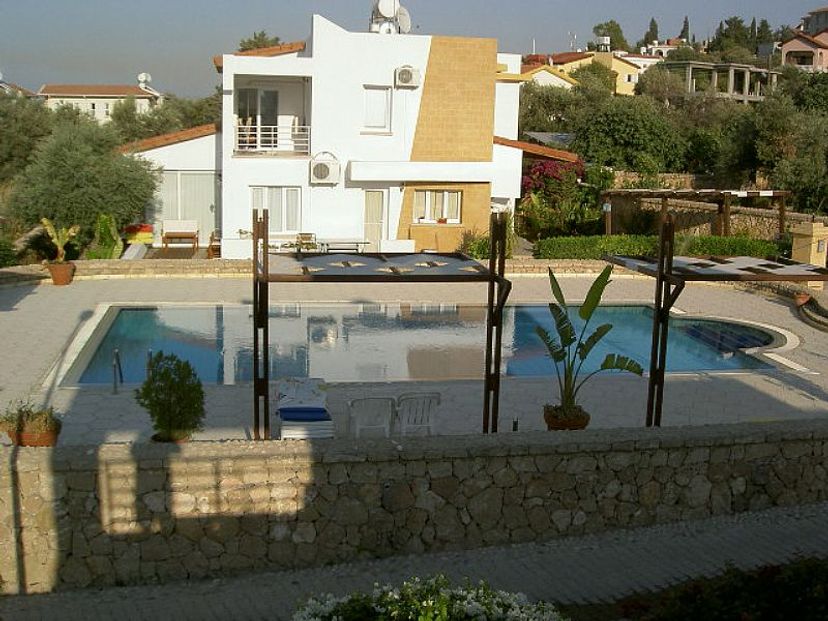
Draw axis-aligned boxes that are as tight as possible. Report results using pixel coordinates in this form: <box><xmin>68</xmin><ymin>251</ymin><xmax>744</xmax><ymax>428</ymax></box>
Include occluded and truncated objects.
<box><xmin>0</xmin><ymin>238</ymin><xmax>17</xmax><ymax>268</ymax></box>
<box><xmin>534</xmin><ymin>235</ymin><xmax>780</xmax><ymax>260</ymax></box>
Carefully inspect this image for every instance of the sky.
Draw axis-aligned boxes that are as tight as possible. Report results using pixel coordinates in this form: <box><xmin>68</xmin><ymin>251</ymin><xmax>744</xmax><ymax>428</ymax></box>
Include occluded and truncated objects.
<box><xmin>0</xmin><ymin>1</ymin><xmax>819</xmax><ymax>97</ymax></box>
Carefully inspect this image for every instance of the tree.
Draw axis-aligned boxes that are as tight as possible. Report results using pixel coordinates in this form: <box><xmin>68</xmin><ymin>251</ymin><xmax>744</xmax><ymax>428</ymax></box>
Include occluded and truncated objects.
<box><xmin>571</xmin><ymin>96</ymin><xmax>686</xmax><ymax>172</ymax></box>
<box><xmin>680</xmin><ymin>16</ymin><xmax>690</xmax><ymax>41</ymax></box>
<box><xmin>518</xmin><ymin>82</ymin><xmax>579</xmax><ymax>134</ymax></box>
<box><xmin>592</xmin><ymin>20</ymin><xmax>630</xmax><ymax>52</ymax></box>
<box><xmin>785</xmin><ymin>71</ymin><xmax>828</xmax><ymax>114</ymax></box>
<box><xmin>0</xmin><ymin>95</ymin><xmax>53</xmax><ymax>183</ymax></box>
<box><xmin>756</xmin><ymin>19</ymin><xmax>775</xmax><ymax>46</ymax></box>
<box><xmin>164</xmin><ymin>88</ymin><xmax>222</xmax><ymax>128</ymax></box>
<box><xmin>635</xmin><ymin>65</ymin><xmax>685</xmax><ymax>104</ymax></box>
<box><xmin>238</xmin><ymin>31</ymin><xmax>280</xmax><ymax>52</ymax></box>
<box><xmin>9</xmin><ymin>117</ymin><xmax>158</xmax><ymax>246</ymax></box>
<box><xmin>572</xmin><ymin>62</ymin><xmax>617</xmax><ymax>95</ymax></box>
<box><xmin>110</xmin><ymin>97</ymin><xmax>181</xmax><ymax>144</ymax></box>
<box><xmin>638</xmin><ymin>17</ymin><xmax>659</xmax><ymax>49</ymax></box>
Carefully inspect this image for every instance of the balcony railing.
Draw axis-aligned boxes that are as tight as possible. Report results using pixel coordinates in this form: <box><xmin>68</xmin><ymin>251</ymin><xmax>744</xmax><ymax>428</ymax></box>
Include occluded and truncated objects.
<box><xmin>235</xmin><ymin>125</ymin><xmax>310</xmax><ymax>155</ymax></box>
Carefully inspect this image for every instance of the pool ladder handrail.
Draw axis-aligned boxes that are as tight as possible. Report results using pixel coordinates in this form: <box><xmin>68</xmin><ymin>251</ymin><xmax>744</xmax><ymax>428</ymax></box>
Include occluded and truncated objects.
<box><xmin>112</xmin><ymin>348</ymin><xmax>124</xmax><ymax>394</ymax></box>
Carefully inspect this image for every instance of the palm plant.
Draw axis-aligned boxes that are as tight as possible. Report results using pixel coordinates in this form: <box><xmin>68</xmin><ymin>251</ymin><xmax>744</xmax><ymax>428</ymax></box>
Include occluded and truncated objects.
<box><xmin>536</xmin><ymin>265</ymin><xmax>643</xmax><ymax>428</ymax></box>
<box><xmin>41</xmin><ymin>217</ymin><xmax>80</xmax><ymax>263</ymax></box>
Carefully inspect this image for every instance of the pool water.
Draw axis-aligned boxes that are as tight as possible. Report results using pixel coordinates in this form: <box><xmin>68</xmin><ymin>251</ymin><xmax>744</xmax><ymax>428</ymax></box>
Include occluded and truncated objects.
<box><xmin>77</xmin><ymin>304</ymin><xmax>773</xmax><ymax>385</ymax></box>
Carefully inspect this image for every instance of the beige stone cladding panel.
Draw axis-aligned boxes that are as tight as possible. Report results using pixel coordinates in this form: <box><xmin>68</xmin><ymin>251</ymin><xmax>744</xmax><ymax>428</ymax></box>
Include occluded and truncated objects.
<box><xmin>398</xmin><ymin>182</ymin><xmax>491</xmax><ymax>251</ymax></box>
<box><xmin>410</xmin><ymin>36</ymin><xmax>497</xmax><ymax>162</ymax></box>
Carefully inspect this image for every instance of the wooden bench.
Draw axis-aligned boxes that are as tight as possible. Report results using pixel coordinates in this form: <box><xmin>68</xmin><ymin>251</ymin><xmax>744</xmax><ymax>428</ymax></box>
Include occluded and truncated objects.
<box><xmin>162</xmin><ymin>220</ymin><xmax>199</xmax><ymax>250</ymax></box>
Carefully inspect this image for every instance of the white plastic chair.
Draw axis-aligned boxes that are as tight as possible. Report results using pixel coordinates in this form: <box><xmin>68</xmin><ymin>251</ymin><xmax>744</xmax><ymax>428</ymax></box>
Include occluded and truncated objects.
<box><xmin>396</xmin><ymin>392</ymin><xmax>441</xmax><ymax>436</ymax></box>
<box><xmin>348</xmin><ymin>397</ymin><xmax>395</xmax><ymax>438</ymax></box>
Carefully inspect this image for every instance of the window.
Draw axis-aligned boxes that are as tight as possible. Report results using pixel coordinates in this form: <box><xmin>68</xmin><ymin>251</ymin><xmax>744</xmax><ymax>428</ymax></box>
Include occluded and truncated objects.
<box><xmin>413</xmin><ymin>190</ymin><xmax>462</xmax><ymax>223</ymax></box>
<box><xmin>251</xmin><ymin>186</ymin><xmax>301</xmax><ymax>234</ymax></box>
<box><xmin>363</xmin><ymin>86</ymin><xmax>391</xmax><ymax>132</ymax></box>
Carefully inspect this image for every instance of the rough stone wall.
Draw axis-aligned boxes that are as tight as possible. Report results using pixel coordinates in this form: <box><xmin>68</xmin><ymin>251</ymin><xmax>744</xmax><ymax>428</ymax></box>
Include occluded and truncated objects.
<box><xmin>2</xmin><ymin>419</ymin><xmax>827</xmax><ymax>594</ymax></box>
<box><xmin>609</xmin><ymin>197</ymin><xmax>828</xmax><ymax>239</ymax></box>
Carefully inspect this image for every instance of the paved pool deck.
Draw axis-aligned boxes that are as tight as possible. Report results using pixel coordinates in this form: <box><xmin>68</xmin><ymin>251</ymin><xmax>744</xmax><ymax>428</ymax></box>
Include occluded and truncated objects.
<box><xmin>0</xmin><ymin>274</ymin><xmax>826</xmax><ymax>445</ymax></box>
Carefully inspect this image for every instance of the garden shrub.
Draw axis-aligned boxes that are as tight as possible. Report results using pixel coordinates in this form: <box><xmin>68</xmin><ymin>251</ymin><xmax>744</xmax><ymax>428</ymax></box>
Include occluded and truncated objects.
<box><xmin>85</xmin><ymin>213</ymin><xmax>124</xmax><ymax>260</ymax></box>
<box><xmin>135</xmin><ymin>351</ymin><xmax>205</xmax><ymax>442</ymax></box>
<box><xmin>0</xmin><ymin>238</ymin><xmax>17</xmax><ymax>268</ymax></box>
<box><xmin>293</xmin><ymin>574</ymin><xmax>567</xmax><ymax>621</ymax></box>
<box><xmin>534</xmin><ymin>235</ymin><xmax>779</xmax><ymax>260</ymax></box>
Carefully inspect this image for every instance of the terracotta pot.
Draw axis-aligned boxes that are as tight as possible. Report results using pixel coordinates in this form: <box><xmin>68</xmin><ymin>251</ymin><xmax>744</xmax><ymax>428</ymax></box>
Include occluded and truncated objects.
<box><xmin>46</xmin><ymin>262</ymin><xmax>76</xmax><ymax>286</ymax></box>
<box><xmin>794</xmin><ymin>292</ymin><xmax>812</xmax><ymax>308</ymax></box>
<box><xmin>7</xmin><ymin>430</ymin><xmax>59</xmax><ymax>447</ymax></box>
<box><xmin>543</xmin><ymin>404</ymin><xmax>590</xmax><ymax>431</ymax></box>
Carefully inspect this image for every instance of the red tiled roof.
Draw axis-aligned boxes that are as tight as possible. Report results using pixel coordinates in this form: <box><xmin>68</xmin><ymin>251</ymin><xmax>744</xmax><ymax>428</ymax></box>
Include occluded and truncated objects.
<box><xmin>119</xmin><ymin>124</ymin><xmax>217</xmax><ymax>153</ymax></box>
<box><xmin>522</xmin><ymin>54</ymin><xmax>550</xmax><ymax>65</ymax></box>
<box><xmin>213</xmin><ymin>41</ymin><xmax>306</xmax><ymax>71</ymax></box>
<box><xmin>521</xmin><ymin>63</ymin><xmax>544</xmax><ymax>73</ymax></box>
<box><xmin>38</xmin><ymin>84</ymin><xmax>156</xmax><ymax>97</ymax></box>
<box><xmin>789</xmin><ymin>31</ymin><xmax>828</xmax><ymax>49</ymax></box>
<box><xmin>550</xmin><ymin>52</ymin><xmax>592</xmax><ymax>65</ymax></box>
<box><xmin>493</xmin><ymin>136</ymin><xmax>579</xmax><ymax>163</ymax></box>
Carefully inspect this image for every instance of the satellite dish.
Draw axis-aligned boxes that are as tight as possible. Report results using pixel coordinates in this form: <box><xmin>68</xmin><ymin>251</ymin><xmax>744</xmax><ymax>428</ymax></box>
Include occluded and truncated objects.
<box><xmin>397</xmin><ymin>6</ymin><xmax>411</xmax><ymax>34</ymax></box>
<box><xmin>376</xmin><ymin>0</ymin><xmax>400</xmax><ymax>19</ymax></box>
<box><xmin>378</xmin><ymin>21</ymin><xmax>397</xmax><ymax>35</ymax></box>
<box><xmin>137</xmin><ymin>72</ymin><xmax>151</xmax><ymax>84</ymax></box>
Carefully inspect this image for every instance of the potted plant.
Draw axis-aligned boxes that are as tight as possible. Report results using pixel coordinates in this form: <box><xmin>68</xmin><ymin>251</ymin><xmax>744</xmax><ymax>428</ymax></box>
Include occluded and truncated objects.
<box><xmin>536</xmin><ymin>265</ymin><xmax>644</xmax><ymax>430</ymax></box>
<box><xmin>437</xmin><ymin>217</ymin><xmax>448</xmax><ymax>224</ymax></box>
<box><xmin>136</xmin><ymin>351</ymin><xmax>205</xmax><ymax>442</ymax></box>
<box><xmin>41</xmin><ymin>217</ymin><xmax>80</xmax><ymax>285</ymax></box>
<box><xmin>0</xmin><ymin>402</ymin><xmax>63</xmax><ymax>447</ymax></box>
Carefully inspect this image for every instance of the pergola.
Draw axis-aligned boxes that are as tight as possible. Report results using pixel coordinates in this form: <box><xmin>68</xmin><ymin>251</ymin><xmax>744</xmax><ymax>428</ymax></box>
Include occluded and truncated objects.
<box><xmin>251</xmin><ymin>210</ymin><xmax>512</xmax><ymax>440</ymax></box>
<box><xmin>606</xmin><ymin>217</ymin><xmax>828</xmax><ymax>428</ymax></box>
<box><xmin>601</xmin><ymin>189</ymin><xmax>792</xmax><ymax>239</ymax></box>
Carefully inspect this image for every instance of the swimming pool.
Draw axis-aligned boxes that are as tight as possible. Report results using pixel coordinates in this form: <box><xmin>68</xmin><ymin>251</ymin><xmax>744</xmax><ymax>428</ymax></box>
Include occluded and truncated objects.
<box><xmin>74</xmin><ymin>304</ymin><xmax>774</xmax><ymax>385</ymax></box>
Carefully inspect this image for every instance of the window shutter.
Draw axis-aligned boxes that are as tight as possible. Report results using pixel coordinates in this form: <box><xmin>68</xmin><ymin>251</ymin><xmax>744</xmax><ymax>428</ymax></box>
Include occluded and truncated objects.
<box><xmin>364</xmin><ymin>86</ymin><xmax>390</xmax><ymax>129</ymax></box>
<box><xmin>267</xmin><ymin>187</ymin><xmax>283</xmax><ymax>233</ymax></box>
<box><xmin>446</xmin><ymin>192</ymin><xmax>461</xmax><ymax>221</ymax></box>
<box><xmin>285</xmin><ymin>188</ymin><xmax>300</xmax><ymax>231</ymax></box>
<box><xmin>413</xmin><ymin>191</ymin><xmax>426</xmax><ymax>220</ymax></box>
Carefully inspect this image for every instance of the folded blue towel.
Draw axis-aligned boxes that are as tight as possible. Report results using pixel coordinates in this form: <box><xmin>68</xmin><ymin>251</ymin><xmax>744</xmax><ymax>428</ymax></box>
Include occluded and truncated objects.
<box><xmin>279</xmin><ymin>408</ymin><xmax>331</xmax><ymax>422</ymax></box>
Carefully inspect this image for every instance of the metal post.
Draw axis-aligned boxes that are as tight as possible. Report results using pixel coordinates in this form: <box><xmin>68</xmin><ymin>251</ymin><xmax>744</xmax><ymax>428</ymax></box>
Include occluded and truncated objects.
<box><xmin>252</xmin><ymin>210</ymin><xmax>261</xmax><ymax>440</ymax></box>
<box><xmin>262</xmin><ymin>211</ymin><xmax>271</xmax><ymax>440</ymax></box>
<box><xmin>778</xmin><ymin>195</ymin><xmax>787</xmax><ymax>240</ymax></box>
<box><xmin>723</xmin><ymin>193</ymin><xmax>731</xmax><ymax>237</ymax></box>
<box><xmin>483</xmin><ymin>213</ymin><xmax>497</xmax><ymax>434</ymax></box>
<box><xmin>645</xmin><ymin>217</ymin><xmax>685</xmax><ymax>428</ymax></box>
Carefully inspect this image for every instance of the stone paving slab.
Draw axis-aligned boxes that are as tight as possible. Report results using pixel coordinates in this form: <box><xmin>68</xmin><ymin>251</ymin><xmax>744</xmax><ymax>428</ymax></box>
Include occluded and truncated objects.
<box><xmin>1</xmin><ymin>502</ymin><xmax>826</xmax><ymax>620</ymax></box>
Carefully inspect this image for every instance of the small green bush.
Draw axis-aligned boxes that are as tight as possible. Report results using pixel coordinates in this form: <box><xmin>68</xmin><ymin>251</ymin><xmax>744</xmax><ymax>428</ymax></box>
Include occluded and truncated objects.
<box><xmin>85</xmin><ymin>213</ymin><xmax>124</xmax><ymax>260</ymax></box>
<box><xmin>293</xmin><ymin>574</ymin><xmax>567</xmax><ymax>621</ymax></box>
<box><xmin>0</xmin><ymin>238</ymin><xmax>17</xmax><ymax>267</ymax></box>
<box><xmin>135</xmin><ymin>351</ymin><xmax>205</xmax><ymax>442</ymax></box>
<box><xmin>534</xmin><ymin>235</ymin><xmax>780</xmax><ymax>260</ymax></box>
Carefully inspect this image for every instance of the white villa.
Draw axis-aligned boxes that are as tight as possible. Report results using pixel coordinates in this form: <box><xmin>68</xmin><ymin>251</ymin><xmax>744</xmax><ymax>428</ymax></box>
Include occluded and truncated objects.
<box><xmin>39</xmin><ymin>75</ymin><xmax>163</xmax><ymax>123</ymax></box>
<box><xmin>129</xmin><ymin>13</ymin><xmax>527</xmax><ymax>258</ymax></box>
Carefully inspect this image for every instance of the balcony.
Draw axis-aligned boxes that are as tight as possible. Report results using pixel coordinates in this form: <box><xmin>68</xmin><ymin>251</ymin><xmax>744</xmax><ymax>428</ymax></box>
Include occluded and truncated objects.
<box><xmin>235</xmin><ymin>124</ymin><xmax>310</xmax><ymax>156</ymax></box>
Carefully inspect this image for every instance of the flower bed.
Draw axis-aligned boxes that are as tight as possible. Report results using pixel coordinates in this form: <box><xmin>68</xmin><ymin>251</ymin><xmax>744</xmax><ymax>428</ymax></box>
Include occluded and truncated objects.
<box><xmin>293</xmin><ymin>575</ymin><xmax>567</xmax><ymax>621</ymax></box>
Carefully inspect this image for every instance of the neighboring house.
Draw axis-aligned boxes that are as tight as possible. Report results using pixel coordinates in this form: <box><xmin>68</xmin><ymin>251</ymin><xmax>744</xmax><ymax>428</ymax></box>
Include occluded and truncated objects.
<box><xmin>520</xmin><ymin>65</ymin><xmax>578</xmax><ymax>89</ymax></box>
<box><xmin>550</xmin><ymin>51</ymin><xmax>641</xmax><ymax>95</ymax></box>
<box><xmin>122</xmin><ymin>125</ymin><xmax>220</xmax><ymax>247</ymax></box>
<box><xmin>801</xmin><ymin>5</ymin><xmax>828</xmax><ymax>35</ymax></box>
<box><xmin>215</xmin><ymin>14</ymin><xmax>523</xmax><ymax>258</ymax></box>
<box><xmin>641</xmin><ymin>38</ymin><xmax>687</xmax><ymax>58</ymax></box>
<box><xmin>38</xmin><ymin>76</ymin><xmax>162</xmax><ymax>122</ymax></box>
<box><xmin>782</xmin><ymin>30</ymin><xmax>828</xmax><ymax>72</ymax></box>
<box><xmin>616</xmin><ymin>53</ymin><xmax>664</xmax><ymax>73</ymax></box>
<box><xmin>0</xmin><ymin>76</ymin><xmax>34</xmax><ymax>97</ymax></box>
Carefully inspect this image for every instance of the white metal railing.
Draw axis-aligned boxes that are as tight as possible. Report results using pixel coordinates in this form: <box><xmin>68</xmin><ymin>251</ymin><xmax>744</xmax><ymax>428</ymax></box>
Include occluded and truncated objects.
<box><xmin>235</xmin><ymin>125</ymin><xmax>310</xmax><ymax>155</ymax></box>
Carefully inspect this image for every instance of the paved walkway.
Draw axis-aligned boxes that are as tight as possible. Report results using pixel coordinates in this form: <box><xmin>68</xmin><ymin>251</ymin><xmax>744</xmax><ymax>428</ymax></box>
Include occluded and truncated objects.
<box><xmin>1</xmin><ymin>502</ymin><xmax>826</xmax><ymax>620</ymax></box>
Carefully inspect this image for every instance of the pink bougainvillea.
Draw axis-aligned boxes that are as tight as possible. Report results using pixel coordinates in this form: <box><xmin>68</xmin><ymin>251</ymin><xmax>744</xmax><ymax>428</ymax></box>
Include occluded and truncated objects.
<box><xmin>521</xmin><ymin>159</ymin><xmax>586</xmax><ymax>194</ymax></box>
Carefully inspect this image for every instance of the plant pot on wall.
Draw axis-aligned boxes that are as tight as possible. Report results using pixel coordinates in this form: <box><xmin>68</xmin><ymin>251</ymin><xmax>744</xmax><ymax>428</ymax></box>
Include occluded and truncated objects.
<box><xmin>45</xmin><ymin>261</ymin><xmax>75</xmax><ymax>285</ymax></box>
<box><xmin>543</xmin><ymin>404</ymin><xmax>590</xmax><ymax>431</ymax></box>
<box><xmin>437</xmin><ymin>218</ymin><xmax>448</xmax><ymax>224</ymax></box>
<box><xmin>7</xmin><ymin>430</ymin><xmax>60</xmax><ymax>447</ymax></box>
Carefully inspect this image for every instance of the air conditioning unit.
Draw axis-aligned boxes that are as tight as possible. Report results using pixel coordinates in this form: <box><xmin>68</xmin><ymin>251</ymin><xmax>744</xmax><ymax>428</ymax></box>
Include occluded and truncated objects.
<box><xmin>309</xmin><ymin>152</ymin><xmax>340</xmax><ymax>184</ymax></box>
<box><xmin>394</xmin><ymin>65</ymin><xmax>421</xmax><ymax>88</ymax></box>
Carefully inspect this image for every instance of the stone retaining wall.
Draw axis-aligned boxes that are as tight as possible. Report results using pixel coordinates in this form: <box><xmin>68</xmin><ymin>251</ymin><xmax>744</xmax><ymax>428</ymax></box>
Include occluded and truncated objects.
<box><xmin>2</xmin><ymin>419</ymin><xmax>827</xmax><ymax>594</ymax></box>
<box><xmin>609</xmin><ymin>197</ymin><xmax>828</xmax><ymax>239</ymax></box>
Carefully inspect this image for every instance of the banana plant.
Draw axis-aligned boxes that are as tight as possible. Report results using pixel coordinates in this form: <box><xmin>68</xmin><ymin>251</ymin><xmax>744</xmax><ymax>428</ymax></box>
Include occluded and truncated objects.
<box><xmin>536</xmin><ymin>265</ymin><xmax>643</xmax><ymax>414</ymax></box>
<box><xmin>41</xmin><ymin>218</ymin><xmax>80</xmax><ymax>263</ymax></box>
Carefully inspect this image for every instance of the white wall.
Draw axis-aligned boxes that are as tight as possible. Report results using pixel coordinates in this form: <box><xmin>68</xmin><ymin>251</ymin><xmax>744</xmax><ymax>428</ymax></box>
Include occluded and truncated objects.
<box><xmin>137</xmin><ymin>134</ymin><xmax>217</xmax><ymax>171</ymax></box>
<box><xmin>44</xmin><ymin>96</ymin><xmax>153</xmax><ymax>122</ymax></box>
<box><xmin>530</xmin><ymin>71</ymin><xmax>574</xmax><ymax>89</ymax></box>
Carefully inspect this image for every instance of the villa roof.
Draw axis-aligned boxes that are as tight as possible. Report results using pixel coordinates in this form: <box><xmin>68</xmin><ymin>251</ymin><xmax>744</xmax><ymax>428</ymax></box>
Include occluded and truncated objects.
<box><xmin>493</xmin><ymin>136</ymin><xmax>579</xmax><ymax>162</ymax></box>
<box><xmin>521</xmin><ymin>65</ymin><xmax>579</xmax><ymax>85</ymax></box>
<box><xmin>0</xmin><ymin>81</ymin><xmax>34</xmax><ymax>96</ymax></box>
<box><xmin>38</xmin><ymin>84</ymin><xmax>156</xmax><ymax>98</ymax></box>
<box><xmin>119</xmin><ymin>124</ymin><xmax>217</xmax><ymax>153</ymax></box>
<box><xmin>213</xmin><ymin>41</ymin><xmax>306</xmax><ymax>72</ymax></box>
<box><xmin>808</xmin><ymin>6</ymin><xmax>828</xmax><ymax>14</ymax></box>
<box><xmin>788</xmin><ymin>31</ymin><xmax>828</xmax><ymax>49</ymax></box>
<box><xmin>550</xmin><ymin>51</ymin><xmax>592</xmax><ymax>65</ymax></box>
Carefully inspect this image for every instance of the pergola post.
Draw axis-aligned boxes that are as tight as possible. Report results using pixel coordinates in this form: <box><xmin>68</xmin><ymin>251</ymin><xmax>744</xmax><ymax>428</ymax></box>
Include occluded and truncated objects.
<box><xmin>723</xmin><ymin>193</ymin><xmax>731</xmax><ymax>237</ymax></box>
<box><xmin>778</xmin><ymin>194</ymin><xmax>787</xmax><ymax>239</ymax></box>
<box><xmin>659</xmin><ymin>197</ymin><xmax>669</xmax><ymax>229</ymax></box>
<box><xmin>483</xmin><ymin>210</ymin><xmax>511</xmax><ymax>434</ymax></box>
<box><xmin>645</xmin><ymin>217</ymin><xmax>685</xmax><ymax>428</ymax></box>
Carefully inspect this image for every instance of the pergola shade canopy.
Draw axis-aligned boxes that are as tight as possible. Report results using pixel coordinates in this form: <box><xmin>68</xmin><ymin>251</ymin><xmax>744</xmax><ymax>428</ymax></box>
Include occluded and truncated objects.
<box><xmin>607</xmin><ymin>254</ymin><xmax>828</xmax><ymax>282</ymax></box>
